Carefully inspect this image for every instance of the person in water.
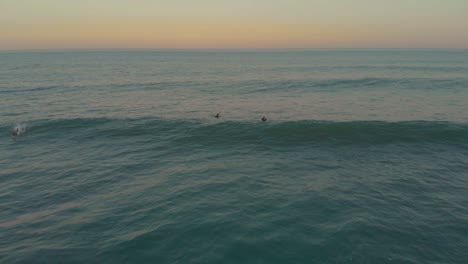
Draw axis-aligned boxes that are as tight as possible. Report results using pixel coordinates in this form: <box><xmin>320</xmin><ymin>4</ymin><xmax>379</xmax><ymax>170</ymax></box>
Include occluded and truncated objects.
<box><xmin>10</xmin><ymin>128</ymin><xmax>19</xmax><ymax>138</ymax></box>
<box><xmin>215</xmin><ymin>113</ymin><xmax>221</xmax><ymax>118</ymax></box>
<box><xmin>261</xmin><ymin>116</ymin><xmax>267</xmax><ymax>122</ymax></box>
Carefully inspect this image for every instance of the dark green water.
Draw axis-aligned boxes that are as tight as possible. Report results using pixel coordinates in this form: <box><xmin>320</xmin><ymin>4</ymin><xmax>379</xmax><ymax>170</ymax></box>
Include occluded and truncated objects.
<box><xmin>1</xmin><ymin>50</ymin><xmax>468</xmax><ymax>263</ymax></box>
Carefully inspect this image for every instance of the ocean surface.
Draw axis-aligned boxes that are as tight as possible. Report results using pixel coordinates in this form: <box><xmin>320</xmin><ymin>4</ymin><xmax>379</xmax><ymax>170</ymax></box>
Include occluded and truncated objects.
<box><xmin>1</xmin><ymin>49</ymin><xmax>468</xmax><ymax>264</ymax></box>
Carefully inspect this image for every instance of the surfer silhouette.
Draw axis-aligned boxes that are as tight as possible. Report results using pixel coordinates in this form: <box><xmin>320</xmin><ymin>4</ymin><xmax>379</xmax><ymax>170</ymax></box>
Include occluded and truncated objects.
<box><xmin>215</xmin><ymin>113</ymin><xmax>221</xmax><ymax>118</ymax></box>
<box><xmin>10</xmin><ymin>128</ymin><xmax>19</xmax><ymax>139</ymax></box>
<box><xmin>261</xmin><ymin>116</ymin><xmax>267</xmax><ymax>122</ymax></box>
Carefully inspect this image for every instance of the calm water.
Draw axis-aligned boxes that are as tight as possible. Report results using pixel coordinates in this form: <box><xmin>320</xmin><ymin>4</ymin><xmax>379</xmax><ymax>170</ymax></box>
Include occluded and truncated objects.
<box><xmin>1</xmin><ymin>50</ymin><xmax>468</xmax><ymax>263</ymax></box>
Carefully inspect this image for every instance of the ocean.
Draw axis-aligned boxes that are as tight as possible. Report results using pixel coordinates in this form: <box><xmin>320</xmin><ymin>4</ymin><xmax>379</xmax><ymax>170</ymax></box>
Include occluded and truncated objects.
<box><xmin>1</xmin><ymin>49</ymin><xmax>468</xmax><ymax>264</ymax></box>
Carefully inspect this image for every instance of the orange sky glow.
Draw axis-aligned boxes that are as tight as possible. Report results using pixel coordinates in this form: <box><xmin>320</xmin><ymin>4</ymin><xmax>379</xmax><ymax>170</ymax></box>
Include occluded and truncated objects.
<box><xmin>1</xmin><ymin>0</ymin><xmax>467</xmax><ymax>50</ymax></box>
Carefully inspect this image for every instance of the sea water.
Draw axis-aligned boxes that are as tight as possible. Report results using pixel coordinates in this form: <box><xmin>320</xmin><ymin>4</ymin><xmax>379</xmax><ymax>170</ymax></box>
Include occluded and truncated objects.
<box><xmin>1</xmin><ymin>50</ymin><xmax>468</xmax><ymax>263</ymax></box>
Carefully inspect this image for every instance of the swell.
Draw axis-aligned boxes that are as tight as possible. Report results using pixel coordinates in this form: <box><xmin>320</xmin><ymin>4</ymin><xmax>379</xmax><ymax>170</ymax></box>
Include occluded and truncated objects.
<box><xmin>0</xmin><ymin>80</ymin><xmax>196</xmax><ymax>94</ymax></box>
<box><xmin>234</xmin><ymin>78</ymin><xmax>468</xmax><ymax>94</ymax></box>
<box><xmin>6</xmin><ymin>118</ymin><xmax>468</xmax><ymax>145</ymax></box>
<box><xmin>178</xmin><ymin>120</ymin><xmax>468</xmax><ymax>145</ymax></box>
<box><xmin>2</xmin><ymin>77</ymin><xmax>467</xmax><ymax>95</ymax></box>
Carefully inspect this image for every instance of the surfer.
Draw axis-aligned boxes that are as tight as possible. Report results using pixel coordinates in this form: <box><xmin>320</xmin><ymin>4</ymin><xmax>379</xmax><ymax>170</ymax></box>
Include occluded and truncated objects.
<box><xmin>215</xmin><ymin>113</ymin><xmax>221</xmax><ymax>118</ymax></box>
<box><xmin>261</xmin><ymin>116</ymin><xmax>267</xmax><ymax>122</ymax></box>
<box><xmin>10</xmin><ymin>128</ymin><xmax>19</xmax><ymax>138</ymax></box>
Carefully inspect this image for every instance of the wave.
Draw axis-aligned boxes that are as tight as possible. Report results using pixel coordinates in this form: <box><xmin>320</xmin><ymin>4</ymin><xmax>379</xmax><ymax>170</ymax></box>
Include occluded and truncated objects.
<box><xmin>0</xmin><ymin>80</ymin><xmax>193</xmax><ymax>94</ymax></box>
<box><xmin>234</xmin><ymin>77</ymin><xmax>468</xmax><ymax>94</ymax></box>
<box><xmin>2</xmin><ymin>77</ymin><xmax>467</xmax><ymax>95</ymax></box>
<box><xmin>177</xmin><ymin>120</ymin><xmax>468</xmax><ymax>145</ymax></box>
<box><xmin>7</xmin><ymin>118</ymin><xmax>468</xmax><ymax>145</ymax></box>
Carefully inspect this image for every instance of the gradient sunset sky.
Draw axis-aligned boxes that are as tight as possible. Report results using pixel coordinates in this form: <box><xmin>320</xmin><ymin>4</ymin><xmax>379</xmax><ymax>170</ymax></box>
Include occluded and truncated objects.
<box><xmin>1</xmin><ymin>0</ymin><xmax>467</xmax><ymax>50</ymax></box>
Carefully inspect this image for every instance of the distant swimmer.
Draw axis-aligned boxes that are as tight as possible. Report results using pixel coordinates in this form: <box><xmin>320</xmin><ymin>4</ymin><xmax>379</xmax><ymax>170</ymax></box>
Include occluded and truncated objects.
<box><xmin>261</xmin><ymin>116</ymin><xmax>267</xmax><ymax>122</ymax></box>
<box><xmin>215</xmin><ymin>113</ymin><xmax>221</xmax><ymax>118</ymax></box>
<box><xmin>10</xmin><ymin>128</ymin><xmax>19</xmax><ymax>138</ymax></box>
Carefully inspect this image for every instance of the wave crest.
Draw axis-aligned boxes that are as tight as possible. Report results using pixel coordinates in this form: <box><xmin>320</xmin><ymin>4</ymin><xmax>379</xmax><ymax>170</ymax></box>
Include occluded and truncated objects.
<box><xmin>12</xmin><ymin>118</ymin><xmax>468</xmax><ymax>145</ymax></box>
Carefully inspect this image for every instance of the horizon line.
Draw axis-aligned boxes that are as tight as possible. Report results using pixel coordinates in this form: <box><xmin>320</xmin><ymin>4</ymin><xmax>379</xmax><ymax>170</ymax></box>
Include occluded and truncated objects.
<box><xmin>1</xmin><ymin>47</ymin><xmax>467</xmax><ymax>53</ymax></box>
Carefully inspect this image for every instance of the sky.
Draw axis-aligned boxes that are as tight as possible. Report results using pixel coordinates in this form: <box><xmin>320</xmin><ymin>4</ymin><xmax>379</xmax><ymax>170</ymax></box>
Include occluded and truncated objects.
<box><xmin>1</xmin><ymin>0</ymin><xmax>467</xmax><ymax>50</ymax></box>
